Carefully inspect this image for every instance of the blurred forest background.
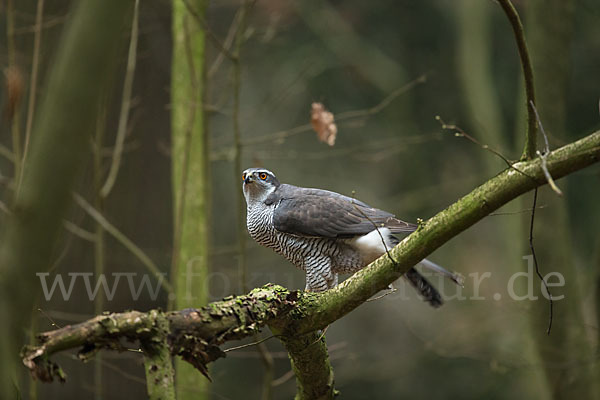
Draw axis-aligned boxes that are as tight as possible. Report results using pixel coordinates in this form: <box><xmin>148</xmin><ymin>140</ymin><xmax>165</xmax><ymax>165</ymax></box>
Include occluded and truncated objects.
<box><xmin>1</xmin><ymin>0</ymin><xmax>600</xmax><ymax>399</ymax></box>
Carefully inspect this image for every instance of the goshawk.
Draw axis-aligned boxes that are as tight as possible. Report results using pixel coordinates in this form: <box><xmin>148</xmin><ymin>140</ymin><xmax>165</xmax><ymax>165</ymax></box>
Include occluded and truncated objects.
<box><xmin>242</xmin><ymin>168</ymin><xmax>461</xmax><ymax>307</ymax></box>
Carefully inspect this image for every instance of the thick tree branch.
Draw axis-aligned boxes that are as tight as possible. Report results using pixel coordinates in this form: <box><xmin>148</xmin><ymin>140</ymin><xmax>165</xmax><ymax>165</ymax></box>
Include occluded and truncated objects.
<box><xmin>278</xmin><ymin>332</ymin><xmax>336</xmax><ymax>400</ymax></box>
<box><xmin>21</xmin><ymin>130</ymin><xmax>600</xmax><ymax>397</ymax></box>
<box><xmin>22</xmin><ymin>286</ymin><xmax>298</xmax><ymax>382</ymax></box>
<box><xmin>140</xmin><ymin>311</ymin><xmax>176</xmax><ymax>400</ymax></box>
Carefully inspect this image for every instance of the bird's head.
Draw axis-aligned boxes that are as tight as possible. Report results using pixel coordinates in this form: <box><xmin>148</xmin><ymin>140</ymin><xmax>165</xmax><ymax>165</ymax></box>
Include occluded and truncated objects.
<box><xmin>242</xmin><ymin>168</ymin><xmax>280</xmax><ymax>205</ymax></box>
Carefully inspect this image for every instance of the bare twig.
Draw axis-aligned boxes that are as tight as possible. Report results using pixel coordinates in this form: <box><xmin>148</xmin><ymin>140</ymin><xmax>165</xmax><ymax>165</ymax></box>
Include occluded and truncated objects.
<box><xmin>62</xmin><ymin>220</ymin><xmax>97</xmax><ymax>242</ymax></box>
<box><xmin>528</xmin><ymin>188</ymin><xmax>553</xmax><ymax>335</ymax></box>
<box><xmin>37</xmin><ymin>308</ymin><xmax>62</xmax><ymax>329</ymax></box>
<box><xmin>489</xmin><ymin>205</ymin><xmax>546</xmax><ymax>216</ymax></box>
<box><xmin>436</xmin><ymin>116</ymin><xmax>534</xmax><ymax>180</ymax></box>
<box><xmin>336</xmin><ymin>74</ymin><xmax>427</xmax><ymax>121</ymax></box>
<box><xmin>530</xmin><ymin>100</ymin><xmax>563</xmax><ymax>196</ymax></box>
<box><xmin>207</xmin><ymin>7</ymin><xmax>242</xmax><ymax>78</ymax></box>
<box><xmin>182</xmin><ymin>0</ymin><xmax>237</xmax><ymax>61</ymax></box>
<box><xmin>271</xmin><ymin>370</ymin><xmax>295</xmax><ymax>387</ymax></box>
<box><xmin>366</xmin><ymin>285</ymin><xmax>397</xmax><ymax>302</ymax></box>
<box><xmin>14</xmin><ymin>15</ymin><xmax>66</xmax><ymax>35</ymax></box>
<box><xmin>20</xmin><ymin>0</ymin><xmax>46</xmax><ymax>191</ymax></box>
<box><xmin>0</xmin><ymin>144</ymin><xmax>15</xmax><ymax>162</ymax></box>
<box><xmin>100</xmin><ymin>359</ymin><xmax>146</xmax><ymax>385</ymax></box>
<box><xmin>100</xmin><ymin>0</ymin><xmax>139</xmax><ymax>198</ymax></box>
<box><xmin>497</xmin><ymin>0</ymin><xmax>537</xmax><ymax>159</ymax></box>
<box><xmin>527</xmin><ymin>101</ymin><xmax>555</xmax><ymax>334</ymax></box>
<box><xmin>239</xmin><ymin>75</ymin><xmax>427</xmax><ymax>148</ymax></box>
<box><xmin>436</xmin><ymin>116</ymin><xmax>513</xmax><ymax>168</ymax></box>
<box><xmin>537</xmin><ymin>151</ymin><xmax>563</xmax><ymax>196</ymax></box>
<box><xmin>223</xmin><ymin>334</ymin><xmax>276</xmax><ymax>353</ymax></box>
<box><xmin>73</xmin><ymin>193</ymin><xmax>173</xmax><ymax>293</ymax></box>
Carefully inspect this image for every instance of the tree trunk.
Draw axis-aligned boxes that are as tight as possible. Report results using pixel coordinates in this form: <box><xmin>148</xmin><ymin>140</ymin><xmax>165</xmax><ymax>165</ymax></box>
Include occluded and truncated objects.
<box><xmin>170</xmin><ymin>0</ymin><xmax>210</xmax><ymax>399</ymax></box>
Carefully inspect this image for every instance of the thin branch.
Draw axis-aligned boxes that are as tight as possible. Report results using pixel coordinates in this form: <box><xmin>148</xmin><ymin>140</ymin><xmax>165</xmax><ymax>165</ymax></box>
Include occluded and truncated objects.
<box><xmin>271</xmin><ymin>370</ymin><xmax>295</xmax><ymax>387</ymax></box>
<box><xmin>14</xmin><ymin>14</ymin><xmax>66</xmax><ymax>35</ymax></box>
<box><xmin>20</xmin><ymin>0</ymin><xmax>46</xmax><ymax>191</ymax></box>
<box><xmin>497</xmin><ymin>0</ymin><xmax>537</xmax><ymax>159</ymax></box>
<box><xmin>528</xmin><ymin>189</ymin><xmax>553</xmax><ymax>335</ymax></box>
<box><xmin>526</xmin><ymin>100</ymin><xmax>555</xmax><ymax>334</ymax></box>
<box><xmin>488</xmin><ymin>205</ymin><xmax>546</xmax><ymax>216</ymax></box>
<box><xmin>62</xmin><ymin>220</ymin><xmax>97</xmax><ymax>242</ymax></box>
<box><xmin>336</xmin><ymin>74</ymin><xmax>427</xmax><ymax>121</ymax></box>
<box><xmin>207</xmin><ymin>7</ymin><xmax>242</xmax><ymax>78</ymax></box>
<box><xmin>365</xmin><ymin>284</ymin><xmax>397</xmax><ymax>302</ymax></box>
<box><xmin>436</xmin><ymin>116</ymin><xmax>535</xmax><ymax>180</ymax></box>
<box><xmin>530</xmin><ymin>100</ymin><xmax>563</xmax><ymax>196</ymax></box>
<box><xmin>182</xmin><ymin>0</ymin><xmax>237</xmax><ymax>62</ymax></box>
<box><xmin>100</xmin><ymin>0</ymin><xmax>139</xmax><ymax>198</ymax></box>
<box><xmin>0</xmin><ymin>143</ymin><xmax>15</xmax><ymax>162</ymax></box>
<box><xmin>37</xmin><ymin>308</ymin><xmax>62</xmax><ymax>329</ymax></box>
<box><xmin>239</xmin><ymin>75</ymin><xmax>427</xmax><ymax>148</ymax></box>
<box><xmin>223</xmin><ymin>335</ymin><xmax>276</xmax><ymax>353</ymax></box>
<box><xmin>100</xmin><ymin>359</ymin><xmax>146</xmax><ymax>385</ymax></box>
<box><xmin>537</xmin><ymin>151</ymin><xmax>563</xmax><ymax>196</ymax></box>
<box><xmin>73</xmin><ymin>193</ymin><xmax>173</xmax><ymax>294</ymax></box>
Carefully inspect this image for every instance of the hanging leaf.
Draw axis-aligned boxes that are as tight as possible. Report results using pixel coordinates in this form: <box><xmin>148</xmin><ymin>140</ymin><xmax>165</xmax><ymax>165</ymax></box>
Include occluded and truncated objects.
<box><xmin>310</xmin><ymin>102</ymin><xmax>337</xmax><ymax>146</ymax></box>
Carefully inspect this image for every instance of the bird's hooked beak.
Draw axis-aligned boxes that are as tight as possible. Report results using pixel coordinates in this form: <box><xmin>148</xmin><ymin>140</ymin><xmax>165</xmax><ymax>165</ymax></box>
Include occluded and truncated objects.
<box><xmin>244</xmin><ymin>174</ymin><xmax>254</xmax><ymax>185</ymax></box>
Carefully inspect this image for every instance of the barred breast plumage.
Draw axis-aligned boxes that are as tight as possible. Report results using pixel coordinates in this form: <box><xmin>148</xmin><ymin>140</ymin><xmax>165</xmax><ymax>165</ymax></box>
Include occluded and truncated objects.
<box><xmin>246</xmin><ymin>199</ymin><xmax>363</xmax><ymax>275</ymax></box>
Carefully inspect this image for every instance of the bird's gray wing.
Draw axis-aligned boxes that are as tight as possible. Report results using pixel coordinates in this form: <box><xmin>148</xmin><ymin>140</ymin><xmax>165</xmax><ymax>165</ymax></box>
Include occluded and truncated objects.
<box><xmin>271</xmin><ymin>185</ymin><xmax>417</xmax><ymax>238</ymax></box>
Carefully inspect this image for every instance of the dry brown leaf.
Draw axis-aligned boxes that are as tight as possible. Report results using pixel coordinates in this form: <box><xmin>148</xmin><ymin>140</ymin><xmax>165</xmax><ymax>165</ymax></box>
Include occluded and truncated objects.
<box><xmin>3</xmin><ymin>66</ymin><xmax>23</xmax><ymax>121</ymax></box>
<box><xmin>310</xmin><ymin>102</ymin><xmax>337</xmax><ymax>146</ymax></box>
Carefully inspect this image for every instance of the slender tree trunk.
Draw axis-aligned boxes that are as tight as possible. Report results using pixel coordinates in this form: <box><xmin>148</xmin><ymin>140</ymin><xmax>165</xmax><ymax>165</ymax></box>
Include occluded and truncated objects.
<box><xmin>170</xmin><ymin>0</ymin><xmax>210</xmax><ymax>399</ymax></box>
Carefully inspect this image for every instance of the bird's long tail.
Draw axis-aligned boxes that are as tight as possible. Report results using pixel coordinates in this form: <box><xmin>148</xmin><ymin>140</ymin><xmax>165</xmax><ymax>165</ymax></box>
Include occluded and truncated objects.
<box><xmin>404</xmin><ymin>268</ymin><xmax>444</xmax><ymax>308</ymax></box>
<box><xmin>385</xmin><ymin>234</ymin><xmax>463</xmax><ymax>308</ymax></box>
<box><xmin>419</xmin><ymin>258</ymin><xmax>465</xmax><ymax>287</ymax></box>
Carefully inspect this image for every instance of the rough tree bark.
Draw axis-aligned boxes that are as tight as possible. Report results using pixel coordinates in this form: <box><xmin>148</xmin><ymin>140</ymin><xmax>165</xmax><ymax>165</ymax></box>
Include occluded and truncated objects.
<box><xmin>21</xmin><ymin>129</ymin><xmax>600</xmax><ymax>398</ymax></box>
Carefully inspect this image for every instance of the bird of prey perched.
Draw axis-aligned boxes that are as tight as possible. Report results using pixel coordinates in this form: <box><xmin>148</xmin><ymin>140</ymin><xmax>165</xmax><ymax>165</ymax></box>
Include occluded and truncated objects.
<box><xmin>242</xmin><ymin>168</ymin><xmax>462</xmax><ymax>307</ymax></box>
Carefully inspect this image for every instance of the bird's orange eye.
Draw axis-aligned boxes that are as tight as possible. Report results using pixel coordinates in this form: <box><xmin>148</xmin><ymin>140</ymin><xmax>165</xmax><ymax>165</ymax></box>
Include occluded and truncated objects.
<box><xmin>259</xmin><ymin>172</ymin><xmax>267</xmax><ymax>180</ymax></box>
<box><xmin>241</xmin><ymin>173</ymin><xmax>246</xmax><ymax>182</ymax></box>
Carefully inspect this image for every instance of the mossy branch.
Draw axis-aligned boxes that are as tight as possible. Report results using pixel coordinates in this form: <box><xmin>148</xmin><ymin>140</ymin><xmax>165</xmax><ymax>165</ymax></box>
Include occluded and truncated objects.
<box><xmin>22</xmin><ymin>286</ymin><xmax>299</xmax><ymax>382</ymax></box>
<box><xmin>278</xmin><ymin>332</ymin><xmax>336</xmax><ymax>400</ymax></box>
<box><xmin>21</xmin><ymin>130</ymin><xmax>600</xmax><ymax>398</ymax></box>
